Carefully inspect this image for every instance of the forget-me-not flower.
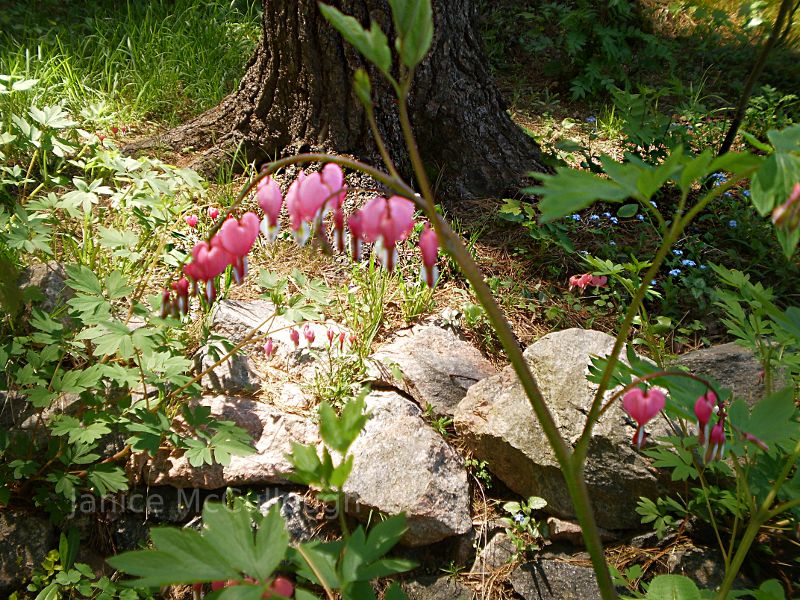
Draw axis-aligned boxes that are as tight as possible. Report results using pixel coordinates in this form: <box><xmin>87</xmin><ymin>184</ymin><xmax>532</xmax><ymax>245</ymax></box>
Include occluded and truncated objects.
<box><xmin>681</xmin><ymin>259</ymin><xmax>696</xmax><ymax>267</ymax></box>
<box><xmin>669</xmin><ymin>268</ymin><xmax>681</xmax><ymax>276</ymax></box>
<box><xmin>672</xmin><ymin>249</ymin><xmax>683</xmax><ymax>256</ymax></box>
<box><xmin>729</xmin><ymin>220</ymin><xmax>737</xmax><ymax>228</ymax></box>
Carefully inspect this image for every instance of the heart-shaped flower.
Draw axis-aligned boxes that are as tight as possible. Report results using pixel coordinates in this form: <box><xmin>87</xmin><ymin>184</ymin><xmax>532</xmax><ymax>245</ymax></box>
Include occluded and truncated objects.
<box><xmin>216</xmin><ymin>212</ymin><xmax>260</xmax><ymax>257</ymax></box>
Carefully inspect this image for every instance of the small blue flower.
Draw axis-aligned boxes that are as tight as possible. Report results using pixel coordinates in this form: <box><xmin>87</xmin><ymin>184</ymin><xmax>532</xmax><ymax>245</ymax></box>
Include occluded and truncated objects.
<box><xmin>586</xmin><ymin>116</ymin><xmax>597</xmax><ymax>124</ymax></box>
<box><xmin>723</xmin><ymin>192</ymin><xmax>732</xmax><ymax>199</ymax></box>
<box><xmin>650</xmin><ymin>201</ymin><xmax>658</xmax><ymax>208</ymax></box>
<box><xmin>728</xmin><ymin>219</ymin><xmax>737</xmax><ymax>228</ymax></box>
<box><xmin>700</xmin><ymin>264</ymin><xmax>708</xmax><ymax>270</ymax></box>
<box><xmin>602</xmin><ymin>211</ymin><xmax>612</xmax><ymax>218</ymax></box>
<box><xmin>513</xmin><ymin>513</ymin><xmax>525</xmax><ymax>524</ymax></box>
<box><xmin>669</xmin><ymin>268</ymin><xmax>681</xmax><ymax>277</ymax></box>
<box><xmin>743</xmin><ymin>190</ymin><xmax>751</xmax><ymax>198</ymax></box>
<box><xmin>681</xmin><ymin>259</ymin><xmax>696</xmax><ymax>267</ymax></box>
<box><xmin>609</xmin><ymin>216</ymin><xmax>619</xmax><ymax>224</ymax></box>
<box><xmin>589</xmin><ymin>214</ymin><xmax>600</xmax><ymax>221</ymax></box>
<box><xmin>609</xmin><ymin>240</ymin><xmax>617</xmax><ymax>246</ymax></box>
<box><xmin>712</xmin><ymin>172</ymin><xmax>728</xmax><ymax>187</ymax></box>
<box><xmin>571</xmin><ymin>214</ymin><xmax>581</xmax><ymax>221</ymax></box>
<box><xmin>636</xmin><ymin>214</ymin><xmax>645</xmax><ymax>221</ymax></box>
<box><xmin>651</xmin><ymin>279</ymin><xmax>658</xmax><ymax>286</ymax></box>
<box><xmin>672</xmin><ymin>249</ymin><xmax>683</xmax><ymax>256</ymax></box>
<box><xmin>579</xmin><ymin>250</ymin><xmax>588</xmax><ymax>255</ymax></box>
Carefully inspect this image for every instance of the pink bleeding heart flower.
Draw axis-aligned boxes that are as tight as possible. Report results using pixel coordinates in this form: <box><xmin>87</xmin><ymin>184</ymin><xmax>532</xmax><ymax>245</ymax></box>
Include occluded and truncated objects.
<box><xmin>622</xmin><ymin>387</ymin><xmax>665</xmax><ymax>449</ymax></box>
<box><xmin>187</xmin><ymin>240</ymin><xmax>232</xmax><ymax>302</ymax></box>
<box><xmin>419</xmin><ymin>223</ymin><xmax>439</xmax><ymax>287</ymax></box>
<box><xmin>289</xmin><ymin>328</ymin><xmax>300</xmax><ymax>348</ymax></box>
<box><xmin>327</xmin><ymin>328</ymin><xmax>335</xmax><ymax>345</ymax></box>
<box><xmin>171</xmin><ymin>278</ymin><xmax>190</xmax><ymax>316</ymax></box>
<box><xmin>160</xmin><ymin>289</ymin><xmax>172</xmax><ymax>318</ymax></box>
<box><xmin>357</xmin><ymin>196</ymin><xmax>415</xmax><ymax>271</ymax></box>
<box><xmin>590</xmin><ymin>275</ymin><xmax>608</xmax><ymax>287</ymax></box>
<box><xmin>217</xmin><ymin>212</ymin><xmax>260</xmax><ymax>257</ymax></box>
<box><xmin>215</xmin><ymin>212</ymin><xmax>260</xmax><ymax>283</ymax></box>
<box><xmin>339</xmin><ymin>331</ymin><xmax>346</xmax><ymax>350</ymax></box>
<box><xmin>185</xmin><ymin>215</ymin><xmax>198</xmax><ymax>228</ymax></box>
<box><xmin>704</xmin><ymin>421</ymin><xmax>726</xmax><ymax>463</ymax></box>
<box><xmin>257</xmin><ymin>177</ymin><xmax>283</xmax><ymax>241</ymax></box>
<box><xmin>208</xmin><ymin>206</ymin><xmax>220</xmax><ymax>220</ymax></box>
<box><xmin>285</xmin><ymin>164</ymin><xmax>346</xmax><ymax>245</ymax></box>
<box><xmin>333</xmin><ymin>207</ymin><xmax>345</xmax><ymax>253</ymax></box>
<box><xmin>348</xmin><ymin>212</ymin><xmax>363</xmax><ymax>261</ymax></box>
<box><xmin>694</xmin><ymin>391</ymin><xmax>716</xmax><ymax>444</ymax></box>
<box><xmin>263</xmin><ymin>337</ymin><xmax>275</xmax><ymax>359</ymax></box>
<box><xmin>303</xmin><ymin>324</ymin><xmax>315</xmax><ymax>344</ymax></box>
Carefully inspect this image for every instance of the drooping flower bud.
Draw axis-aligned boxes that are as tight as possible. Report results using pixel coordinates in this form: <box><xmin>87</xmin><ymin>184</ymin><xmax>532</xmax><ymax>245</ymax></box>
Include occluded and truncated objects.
<box><xmin>303</xmin><ymin>324</ymin><xmax>315</xmax><ymax>344</ymax></box>
<box><xmin>208</xmin><ymin>206</ymin><xmax>220</xmax><ymax>220</ymax></box>
<box><xmin>327</xmin><ymin>328</ymin><xmax>335</xmax><ymax>345</ymax></box>
<box><xmin>622</xmin><ymin>387</ymin><xmax>666</xmax><ymax>449</ymax></box>
<box><xmin>289</xmin><ymin>328</ymin><xmax>300</xmax><ymax>347</ymax></box>
<box><xmin>419</xmin><ymin>223</ymin><xmax>439</xmax><ymax>287</ymax></box>
<box><xmin>339</xmin><ymin>331</ymin><xmax>346</xmax><ymax>350</ymax></box>
<box><xmin>184</xmin><ymin>214</ymin><xmax>198</xmax><ymax>228</ymax></box>
<box><xmin>357</xmin><ymin>196</ymin><xmax>414</xmax><ymax>271</ymax></box>
<box><xmin>333</xmin><ymin>207</ymin><xmax>345</xmax><ymax>253</ymax></box>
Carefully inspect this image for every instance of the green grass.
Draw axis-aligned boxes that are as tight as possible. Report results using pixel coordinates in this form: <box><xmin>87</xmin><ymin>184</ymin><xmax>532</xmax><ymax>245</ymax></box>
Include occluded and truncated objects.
<box><xmin>0</xmin><ymin>0</ymin><xmax>260</xmax><ymax>127</ymax></box>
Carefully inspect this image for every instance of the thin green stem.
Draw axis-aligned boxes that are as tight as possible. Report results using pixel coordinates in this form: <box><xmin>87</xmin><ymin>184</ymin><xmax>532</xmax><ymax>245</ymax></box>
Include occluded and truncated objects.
<box><xmin>395</xmin><ymin>73</ymin><xmax>618</xmax><ymax>599</ymax></box>
<box><xmin>337</xmin><ymin>490</ymin><xmax>350</xmax><ymax>539</ymax></box>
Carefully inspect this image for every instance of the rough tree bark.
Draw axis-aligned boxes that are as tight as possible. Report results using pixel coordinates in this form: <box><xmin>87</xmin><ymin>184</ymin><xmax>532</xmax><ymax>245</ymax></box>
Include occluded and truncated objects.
<box><xmin>136</xmin><ymin>0</ymin><xmax>547</xmax><ymax>200</ymax></box>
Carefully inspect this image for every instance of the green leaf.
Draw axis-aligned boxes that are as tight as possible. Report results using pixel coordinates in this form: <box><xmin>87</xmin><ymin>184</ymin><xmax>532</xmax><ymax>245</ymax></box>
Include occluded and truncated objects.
<box><xmin>741</xmin><ymin>387</ymin><xmax>798</xmax><ymax>448</ymax></box>
<box><xmin>530</xmin><ymin>168</ymin><xmax>629</xmax><ymax>223</ymax></box>
<box><xmin>767</xmin><ymin>124</ymin><xmax>800</xmax><ymax>153</ymax></box>
<box><xmin>364</xmin><ymin>514</ymin><xmax>407</xmax><ymax>559</ymax></box>
<box><xmin>383</xmin><ymin>582</ymin><xmax>410</xmax><ymax>600</ymax></box>
<box><xmin>217</xmin><ymin>587</ymin><xmax>265</xmax><ymax>600</ymax></box>
<box><xmin>617</xmin><ymin>203</ymin><xmax>639</xmax><ymax>218</ymax></box>
<box><xmin>388</xmin><ymin>0</ymin><xmax>434</xmax><ymax>69</ymax></box>
<box><xmin>254</xmin><ymin>504</ymin><xmax>290</xmax><ymax>580</ymax></box>
<box><xmin>751</xmin><ymin>152</ymin><xmax>800</xmax><ymax>216</ymax></box>
<box><xmin>319</xmin><ymin>396</ymin><xmax>367</xmax><ymax>454</ymax></box>
<box><xmin>87</xmin><ymin>465</ymin><xmax>128</xmax><ymax>496</ymax></box>
<box><xmin>65</xmin><ymin>264</ymin><xmax>102</xmax><ymax>295</ymax></box>
<box><xmin>318</xmin><ymin>4</ymin><xmax>392</xmax><ymax>75</ymax></box>
<box><xmin>645</xmin><ymin>574</ymin><xmax>702</xmax><ymax>600</ymax></box>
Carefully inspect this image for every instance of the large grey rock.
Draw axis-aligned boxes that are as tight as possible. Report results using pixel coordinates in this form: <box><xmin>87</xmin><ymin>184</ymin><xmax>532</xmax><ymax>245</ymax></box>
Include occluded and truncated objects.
<box><xmin>673</xmin><ymin>343</ymin><xmax>766</xmax><ymax>405</ymax></box>
<box><xmin>454</xmin><ymin>328</ymin><xmax>665</xmax><ymax>530</ymax></box>
<box><xmin>401</xmin><ymin>575</ymin><xmax>473</xmax><ymax>600</ymax></box>
<box><xmin>143</xmin><ymin>395</ymin><xmax>319</xmax><ymax>488</ymax></box>
<box><xmin>19</xmin><ymin>261</ymin><xmax>72</xmax><ymax>312</ymax></box>
<box><xmin>343</xmin><ymin>391</ymin><xmax>472</xmax><ymax>546</ymax></box>
<box><xmin>0</xmin><ymin>509</ymin><xmax>58</xmax><ymax>595</ymax></box>
<box><xmin>510</xmin><ymin>558</ymin><xmax>601</xmax><ymax>600</ymax></box>
<box><xmin>370</xmin><ymin>324</ymin><xmax>496</xmax><ymax>415</ymax></box>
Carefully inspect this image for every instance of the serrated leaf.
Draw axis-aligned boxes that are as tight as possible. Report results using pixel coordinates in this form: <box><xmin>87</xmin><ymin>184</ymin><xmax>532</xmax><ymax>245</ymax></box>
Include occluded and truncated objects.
<box><xmin>530</xmin><ymin>168</ymin><xmax>629</xmax><ymax>223</ymax></box>
<box><xmin>87</xmin><ymin>464</ymin><xmax>128</xmax><ymax>496</ymax></box>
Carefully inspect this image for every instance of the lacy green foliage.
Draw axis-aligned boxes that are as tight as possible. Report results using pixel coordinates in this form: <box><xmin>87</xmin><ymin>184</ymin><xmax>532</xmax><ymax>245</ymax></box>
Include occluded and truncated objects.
<box><xmin>478</xmin><ymin>0</ymin><xmax>674</xmax><ymax>98</ymax></box>
<box><xmin>0</xmin><ymin>81</ymin><xmax>255</xmax><ymax>519</ymax></box>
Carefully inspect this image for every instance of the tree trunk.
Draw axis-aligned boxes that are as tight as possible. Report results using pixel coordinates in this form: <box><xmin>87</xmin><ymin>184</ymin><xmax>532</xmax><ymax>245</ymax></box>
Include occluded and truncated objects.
<box><xmin>133</xmin><ymin>0</ymin><xmax>547</xmax><ymax>200</ymax></box>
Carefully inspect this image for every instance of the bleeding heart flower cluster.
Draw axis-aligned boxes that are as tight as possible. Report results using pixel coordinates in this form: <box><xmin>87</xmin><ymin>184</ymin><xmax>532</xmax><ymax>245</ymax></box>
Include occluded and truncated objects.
<box><xmin>568</xmin><ymin>273</ymin><xmax>608</xmax><ymax>292</ymax></box>
<box><xmin>160</xmin><ymin>163</ymin><xmax>440</xmax><ymax>318</ymax></box>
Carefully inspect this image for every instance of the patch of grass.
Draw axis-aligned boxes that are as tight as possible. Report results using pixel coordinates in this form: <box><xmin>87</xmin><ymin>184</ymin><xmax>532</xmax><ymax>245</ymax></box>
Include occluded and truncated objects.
<box><xmin>0</xmin><ymin>0</ymin><xmax>260</xmax><ymax>126</ymax></box>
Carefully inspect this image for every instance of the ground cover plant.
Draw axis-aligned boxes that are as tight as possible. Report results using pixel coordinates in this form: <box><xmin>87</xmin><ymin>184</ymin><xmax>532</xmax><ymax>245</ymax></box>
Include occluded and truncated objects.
<box><xmin>1</xmin><ymin>0</ymin><xmax>799</xmax><ymax>599</ymax></box>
